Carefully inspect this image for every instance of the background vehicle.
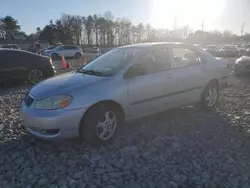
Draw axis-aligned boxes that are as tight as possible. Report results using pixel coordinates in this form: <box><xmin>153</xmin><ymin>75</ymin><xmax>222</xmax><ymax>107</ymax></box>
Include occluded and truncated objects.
<box><xmin>235</xmin><ymin>49</ymin><xmax>250</xmax><ymax>75</ymax></box>
<box><xmin>0</xmin><ymin>49</ymin><xmax>55</xmax><ymax>84</ymax></box>
<box><xmin>28</xmin><ymin>43</ymin><xmax>42</xmax><ymax>53</ymax></box>
<box><xmin>238</xmin><ymin>48</ymin><xmax>247</xmax><ymax>56</ymax></box>
<box><xmin>0</xmin><ymin>44</ymin><xmax>20</xmax><ymax>50</ymax></box>
<box><xmin>37</xmin><ymin>44</ymin><xmax>63</xmax><ymax>55</ymax></box>
<box><xmin>91</xmin><ymin>47</ymin><xmax>100</xmax><ymax>53</ymax></box>
<box><xmin>219</xmin><ymin>45</ymin><xmax>239</xmax><ymax>57</ymax></box>
<box><xmin>42</xmin><ymin>45</ymin><xmax>84</xmax><ymax>60</ymax></box>
<box><xmin>20</xmin><ymin>43</ymin><xmax>230</xmax><ymax>145</ymax></box>
<box><xmin>204</xmin><ymin>45</ymin><xmax>219</xmax><ymax>56</ymax></box>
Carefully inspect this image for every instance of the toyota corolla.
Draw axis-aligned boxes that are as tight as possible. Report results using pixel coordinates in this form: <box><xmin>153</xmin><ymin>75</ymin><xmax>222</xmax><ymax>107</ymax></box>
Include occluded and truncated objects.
<box><xmin>20</xmin><ymin>42</ymin><xmax>230</xmax><ymax>145</ymax></box>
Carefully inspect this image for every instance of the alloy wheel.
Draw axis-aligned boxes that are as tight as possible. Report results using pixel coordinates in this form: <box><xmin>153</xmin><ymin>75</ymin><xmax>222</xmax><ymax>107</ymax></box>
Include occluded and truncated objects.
<box><xmin>205</xmin><ymin>87</ymin><xmax>218</xmax><ymax>107</ymax></box>
<box><xmin>28</xmin><ymin>69</ymin><xmax>44</xmax><ymax>84</ymax></box>
<box><xmin>96</xmin><ymin>111</ymin><xmax>117</xmax><ymax>140</ymax></box>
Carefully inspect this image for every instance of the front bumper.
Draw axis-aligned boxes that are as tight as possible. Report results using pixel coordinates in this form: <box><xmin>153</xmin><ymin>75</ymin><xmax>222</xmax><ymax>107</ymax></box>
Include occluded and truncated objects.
<box><xmin>20</xmin><ymin>100</ymin><xmax>87</xmax><ymax>140</ymax></box>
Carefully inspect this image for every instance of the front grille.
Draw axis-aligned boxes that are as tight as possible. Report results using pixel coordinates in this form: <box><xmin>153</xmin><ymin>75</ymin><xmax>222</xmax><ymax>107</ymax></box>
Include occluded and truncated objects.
<box><xmin>24</xmin><ymin>94</ymin><xmax>34</xmax><ymax>107</ymax></box>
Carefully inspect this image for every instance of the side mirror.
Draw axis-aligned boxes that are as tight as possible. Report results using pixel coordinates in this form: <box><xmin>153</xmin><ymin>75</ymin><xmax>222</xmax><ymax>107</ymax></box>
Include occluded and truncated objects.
<box><xmin>124</xmin><ymin>64</ymin><xmax>145</xmax><ymax>78</ymax></box>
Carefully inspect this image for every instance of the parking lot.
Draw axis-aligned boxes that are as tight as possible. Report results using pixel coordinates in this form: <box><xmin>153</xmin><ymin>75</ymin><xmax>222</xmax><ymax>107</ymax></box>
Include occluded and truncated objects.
<box><xmin>1</xmin><ymin>58</ymin><xmax>250</xmax><ymax>188</ymax></box>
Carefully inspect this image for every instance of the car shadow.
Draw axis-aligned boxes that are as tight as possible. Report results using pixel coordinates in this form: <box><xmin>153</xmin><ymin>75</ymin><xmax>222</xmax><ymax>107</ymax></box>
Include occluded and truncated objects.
<box><xmin>0</xmin><ymin>81</ymin><xmax>31</xmax><ymax>95</ymax></box>
<box><xmin>1</xmin><ymin>104</ymin><xmax>250</xmax><ymax>154</ymax></box>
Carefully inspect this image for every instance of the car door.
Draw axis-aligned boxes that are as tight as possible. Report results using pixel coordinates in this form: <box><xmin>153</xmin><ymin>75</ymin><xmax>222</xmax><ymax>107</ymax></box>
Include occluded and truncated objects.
<box><xmin>0</xmin><ymin>50</ymin><xmax>27</xmax><ymax>81</ymax></box>
<box><xmin>126</xmin><ymin>45</ymin><xmax>180</xmax><ymax>120</ymax></box>
<box><xmin>55</xmin><ymin>46</ymin><xmax>66</xmax><ymax>57</ymax></box>
<box><xmin>63</xmin><ymin>46</ymin><xmax>75</xmax><ymax>57</ymax></box>
<box><xmin>168</xmin><ymin>45</ymin><xmax>208</xmax><ymax>106</ymax></box>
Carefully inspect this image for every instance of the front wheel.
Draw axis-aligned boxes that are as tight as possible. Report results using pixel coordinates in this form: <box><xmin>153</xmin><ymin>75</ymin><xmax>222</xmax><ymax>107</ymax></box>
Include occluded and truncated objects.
<box><xmin>200</xmin><ymin>82</ymin><xmax>219</xmax><ymax>108</ymax></box>
<box><xmin>79</xmin><ymin>105</ymin><xmax>121</xmax><ymax>146</ymax></box>
<box><xmin>27</xmin><ymin>69</ymin><xmax>44</xmax><ymax>84</ymax></box>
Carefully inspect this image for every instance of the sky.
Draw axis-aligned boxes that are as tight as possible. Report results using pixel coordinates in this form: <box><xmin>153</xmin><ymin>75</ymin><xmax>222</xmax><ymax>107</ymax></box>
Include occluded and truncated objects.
<box><xmin>0</xmin><ymin>0</ymin><xmax>250</xmax><ymax>35</ymax></box>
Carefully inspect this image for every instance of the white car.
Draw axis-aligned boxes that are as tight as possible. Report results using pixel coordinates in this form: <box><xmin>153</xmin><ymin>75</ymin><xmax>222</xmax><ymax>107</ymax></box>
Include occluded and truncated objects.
<box><xmin>20</xmin><ymin>43</ymin><xmax>230</xmax><ymax>144</ymax></box>
<box><xmin>43</xmin><ymin>45</ymin><xmax>84</xmax><ymax>60</ymax></box>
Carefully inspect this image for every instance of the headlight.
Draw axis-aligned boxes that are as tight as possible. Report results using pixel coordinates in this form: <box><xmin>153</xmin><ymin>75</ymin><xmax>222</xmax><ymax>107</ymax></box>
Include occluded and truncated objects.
<box><xmin>30</xmin><ymin>95</ymin><xmax>72</xmax><ymax>110</ymax></box>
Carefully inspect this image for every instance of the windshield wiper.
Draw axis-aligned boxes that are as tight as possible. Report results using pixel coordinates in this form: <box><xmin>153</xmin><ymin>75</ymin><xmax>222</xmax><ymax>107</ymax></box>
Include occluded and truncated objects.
<box><xmin>77</xmin><ymin>69</ymin><xmax>104</xmax><ymax>76</ymax></box>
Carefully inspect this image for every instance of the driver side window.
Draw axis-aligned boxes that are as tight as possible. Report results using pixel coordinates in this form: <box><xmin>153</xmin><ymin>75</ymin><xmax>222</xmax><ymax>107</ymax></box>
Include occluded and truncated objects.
<box><xmin>127</xmin><ymin>47</ymin><xmax>171</xmax><ymax>77</ymax></box>
<box><xmin>172</xmin><ymin>48</ymin><xmax>201</xmax><ymax>68</ymax></box>
<box><xmin>56</xmin><ymin>46</ymin><xmax>65</xmax><ymax>51</ymax></box>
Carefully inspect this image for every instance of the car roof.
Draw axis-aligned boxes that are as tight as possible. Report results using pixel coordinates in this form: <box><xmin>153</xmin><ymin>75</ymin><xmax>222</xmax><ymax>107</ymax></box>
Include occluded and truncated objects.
<box><xmin>0</xmin><ymin>48</ymin><xmax>37</xmax><ymax>54</ymax></box>
<box><xmin>0</xmin><ymin>44</ymin><xmax>18</xmax><ymax>46</ymax></box>
<box><xmin>118</xmin><ymin>42</ymin><xmax>190</xmax><ymax>49</ymax></box>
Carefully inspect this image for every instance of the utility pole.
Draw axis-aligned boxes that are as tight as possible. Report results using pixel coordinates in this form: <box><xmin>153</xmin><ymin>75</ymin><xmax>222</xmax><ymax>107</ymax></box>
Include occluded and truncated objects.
<box><xmin>201</xmin><ymin>19</ymin><xmax>205</xmax><ymax>45</ymax></box>
<box><xmin>201</xmin><ymin>19</ymin><xmax>204</xmax><ymax>32</ymax></box>
<box><xmin>241</xmin><ymin>22</ymin><xmax>245</xmax><ymax>37</ymax></box>
<box><xmin>174</xmin><ymin>15</ymin><xmax>177</xmax><ymax>31</ymax></box>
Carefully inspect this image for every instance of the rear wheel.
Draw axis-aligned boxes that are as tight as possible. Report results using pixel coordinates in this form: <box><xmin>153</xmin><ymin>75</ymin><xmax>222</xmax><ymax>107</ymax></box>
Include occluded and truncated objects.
<box><xmin>200</xmin><ymin>81</ymin><xmax>219</xmax><ymax>108</ymax></box>
<box><xmin>27</xmin><ymin>69</ymin><xmax>44</xmax><ymax>84</ymax></box>
<box><xmin>79</xmin><ymin>104</ymin><xmax>121</xmax><ymax>146</ymax></box>
<box><xmin>75</xmin><ymin>52</ymin><xmax>82</xmax><ymax>59</ymax></box>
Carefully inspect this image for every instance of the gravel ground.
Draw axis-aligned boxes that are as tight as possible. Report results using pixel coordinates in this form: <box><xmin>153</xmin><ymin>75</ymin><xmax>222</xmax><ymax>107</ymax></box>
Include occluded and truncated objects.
<box><xmin>1</xmin><ymin>69</ymin><xmax>250</xmax><ymax>188</ymax></box>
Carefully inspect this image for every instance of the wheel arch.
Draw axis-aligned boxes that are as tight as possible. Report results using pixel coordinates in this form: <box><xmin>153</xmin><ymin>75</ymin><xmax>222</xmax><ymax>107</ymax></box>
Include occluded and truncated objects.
<box><xmin>206</xmin><ymin>79</ymin><xmax>219</xmax><ymax>89</ymax></box>
<box><xmin>199</xmin><ymin>78</ymin><xmax>220</xmax><ymax>106</ymax></box>
<box><xmin>79</xmin><ymin>99</ymin><xmax>125</xmax><ymax>128</ymax></box>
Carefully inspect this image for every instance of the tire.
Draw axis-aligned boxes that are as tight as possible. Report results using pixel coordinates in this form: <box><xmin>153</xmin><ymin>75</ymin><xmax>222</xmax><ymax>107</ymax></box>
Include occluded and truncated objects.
<box><xmin>27</xmin><ymin>69</ymin><xmax>44</xmax><ymax>85</ymax></box>
<box><xmin>51</xmin><ymin>53</ymin><xmax>59</xmax><ymax>61</ymax></box>
<box><xmin>200</xmin><ymin>81</ymin><xmax>219</xmax><ymax>109</ymax></box>
<box><xmin>75</xmin><ymin>52</ymin><xmax>82</xmax><ymax>59</ymax></box>
<box><xmin>79</xmin><ymin>104</ymin><xmax>121</xmax><ymax>146</ymax></box>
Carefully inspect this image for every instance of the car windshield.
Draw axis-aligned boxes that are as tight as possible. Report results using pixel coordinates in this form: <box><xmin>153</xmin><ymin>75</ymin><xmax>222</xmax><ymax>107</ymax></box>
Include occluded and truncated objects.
<box><xmin>80</xmin><ymin>47</ymin><xmax>142</xmax><ymax>76</ymax></box>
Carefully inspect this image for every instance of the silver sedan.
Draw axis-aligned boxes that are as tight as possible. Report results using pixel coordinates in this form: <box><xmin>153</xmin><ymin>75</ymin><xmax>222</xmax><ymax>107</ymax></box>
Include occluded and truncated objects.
<box><xmin>20</xmin><ymin>43</ymin><xmax>230</xmax><ymax>145</ymax></box>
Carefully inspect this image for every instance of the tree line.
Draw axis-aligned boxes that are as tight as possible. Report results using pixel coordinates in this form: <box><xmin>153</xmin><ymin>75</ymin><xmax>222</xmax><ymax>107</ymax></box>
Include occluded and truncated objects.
<box><xmin>1</xmin><ymin>11</ymin><xmax>250</xmax><ymax>47</ymax></box>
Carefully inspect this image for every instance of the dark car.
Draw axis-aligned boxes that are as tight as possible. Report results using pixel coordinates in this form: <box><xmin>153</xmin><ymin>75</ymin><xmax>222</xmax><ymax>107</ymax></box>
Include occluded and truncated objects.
<box><xmin>0</xmin><ymin>49</ymin><xmax>55</xmax><ymax>84</ymax></box>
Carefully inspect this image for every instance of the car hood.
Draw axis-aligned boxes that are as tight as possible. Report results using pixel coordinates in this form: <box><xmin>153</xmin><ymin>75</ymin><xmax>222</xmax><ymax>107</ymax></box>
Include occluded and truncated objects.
<box><xmin>29</xmin><ymin>72</ymin><xmax>105</xmax><ymax>100</ymax></box>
